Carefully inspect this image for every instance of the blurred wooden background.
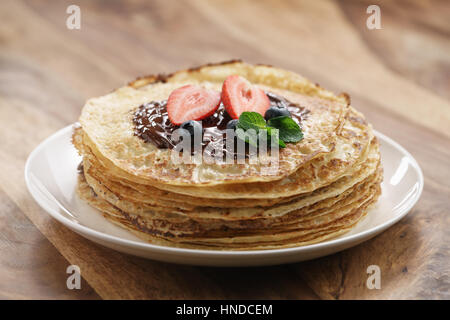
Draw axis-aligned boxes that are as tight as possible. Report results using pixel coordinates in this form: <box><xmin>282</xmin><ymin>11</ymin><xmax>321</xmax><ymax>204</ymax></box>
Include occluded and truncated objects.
<box><xmin>0</xmin><ymin>0</ymin><xmax>449</xmax><ymax>299</ymax></box>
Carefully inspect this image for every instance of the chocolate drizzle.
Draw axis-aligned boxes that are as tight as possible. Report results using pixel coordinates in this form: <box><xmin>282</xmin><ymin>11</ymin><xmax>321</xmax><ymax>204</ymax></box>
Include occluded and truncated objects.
<box><xmin>133</xmin><ymin>92</ymin><xmax>309</xmax><ymax>152</ymax></box>
<box><xmin>133</xmin><ymin>100</ymin><xmax>174</xmax><ymax>149</ymax></box>
<box><xmin>265</xmin><ymin>91</ymin><xmax>309</xmax><ymax>125</ymax></box>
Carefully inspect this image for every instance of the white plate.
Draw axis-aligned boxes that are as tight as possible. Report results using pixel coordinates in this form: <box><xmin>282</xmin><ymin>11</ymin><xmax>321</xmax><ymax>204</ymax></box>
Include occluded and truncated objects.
<box><xmin>25</xmin><ymin>125</ymin><xmax>423</xmax><ymax>266</ymax></box>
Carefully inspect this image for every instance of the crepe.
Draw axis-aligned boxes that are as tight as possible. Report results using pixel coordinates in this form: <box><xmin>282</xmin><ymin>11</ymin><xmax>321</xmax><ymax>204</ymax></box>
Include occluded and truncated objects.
<box><xmin>73</xmin><ymin>106</ymin><xmax>372</xmax><ymax>200</ymax></box>
<box><xmin>73</xmin><ymin>61</ymin><xmax>383</xmax><ymax>250</ymax></box>
<box><xmin>79</xmin><ymin>62</ymin><xmax>350</xmax><ymax>185</ymax></box>
<box><xmin>76</xmin><ymin>172</ymin><xmax>381</xmax><ymax>250</ymax></box>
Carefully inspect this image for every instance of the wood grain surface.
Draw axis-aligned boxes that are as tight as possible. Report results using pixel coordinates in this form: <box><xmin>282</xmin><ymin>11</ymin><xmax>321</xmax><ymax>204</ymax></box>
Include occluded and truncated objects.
<box><xmin>0</xmin><ymin>0</ymin><xmax>449</xmax><ymax>299</ymax></box>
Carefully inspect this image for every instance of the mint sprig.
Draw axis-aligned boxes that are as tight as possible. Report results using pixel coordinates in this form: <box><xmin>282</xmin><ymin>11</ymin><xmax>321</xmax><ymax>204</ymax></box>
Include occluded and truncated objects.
<box><xmin>234</xmin><ymin>112</ymin><xmax>267</xmax><ymax>147</ymax></box>
<box><xmin>235</xmin><ymin>112</ymin><xmax>303</xmax><ymax>148</ymax></box>
<box><xmin>267</xmin><ymin>116</ymin><xmax>304</xmax><ymax>143</ymax></box>
<box><xmin>236</xmin><ymin>112</ymin><xmax>267</xmax><ymax>131</ymax></box>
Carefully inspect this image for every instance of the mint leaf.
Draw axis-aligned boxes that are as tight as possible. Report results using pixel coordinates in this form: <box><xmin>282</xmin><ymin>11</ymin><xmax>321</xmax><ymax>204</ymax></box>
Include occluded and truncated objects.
<box><xmin>267</xmin><ymin>116</ymin><xmax>303</xmax><ymax>143</ymax></box>
<box><xmin>236</xmin><ymin>112</ymin><xmax>267</xmax><ymax>131</ymax></box>
<box><xmin>237</xmin><ymin>112</ymin><xmax>285</xmax><ymax>148</ymax></box>
<box><xmin>266</xmin><ymin>126</ymin><xmax>286</xmax><ymax>148</ymax></box>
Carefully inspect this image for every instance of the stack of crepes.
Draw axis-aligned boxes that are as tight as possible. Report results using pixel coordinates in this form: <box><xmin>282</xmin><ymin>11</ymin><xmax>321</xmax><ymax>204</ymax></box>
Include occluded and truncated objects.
<box><xmin>73</xmin><ymin>61</ymin><xmax>382</xmax><ymax>250</ymax></box>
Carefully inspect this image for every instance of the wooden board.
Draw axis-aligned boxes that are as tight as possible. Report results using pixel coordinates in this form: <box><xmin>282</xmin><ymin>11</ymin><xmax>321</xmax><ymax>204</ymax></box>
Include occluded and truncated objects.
<box><xmin>0</xmin><ymin>0</ymin><xmax>448</xmax><ymax>299</ymax></box>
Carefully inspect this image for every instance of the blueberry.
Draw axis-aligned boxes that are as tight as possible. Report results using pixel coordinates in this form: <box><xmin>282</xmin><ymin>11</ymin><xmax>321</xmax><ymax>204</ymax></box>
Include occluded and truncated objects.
<box><xmin>264</xmin><ymin>106</ymin><xmax>291</xmax><ymax>120</ymax></box>
<box><xmin>180</xmin><ymin>120</ymin><xmax>202</xmax><ymax>137</ymax></box>
<box><xmin>226</xmin><ymin>119</ymin><xmax>239</xmax><ymax>130</ymax></box>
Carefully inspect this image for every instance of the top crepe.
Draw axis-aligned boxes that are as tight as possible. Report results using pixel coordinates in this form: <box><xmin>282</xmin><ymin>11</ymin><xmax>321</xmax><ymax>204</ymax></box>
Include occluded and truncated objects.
<box><xmin>79</xmin><ymin>61</ymin><xmax>349</xmax><ymax>186</ymax></box>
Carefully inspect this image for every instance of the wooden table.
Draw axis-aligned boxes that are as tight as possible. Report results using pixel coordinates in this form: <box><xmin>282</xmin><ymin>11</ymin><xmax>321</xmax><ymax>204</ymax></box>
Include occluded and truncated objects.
<box><xmin>0</xmin><ymin>0</ymin><xmax>448</xmax><ymax>300</ymax></box>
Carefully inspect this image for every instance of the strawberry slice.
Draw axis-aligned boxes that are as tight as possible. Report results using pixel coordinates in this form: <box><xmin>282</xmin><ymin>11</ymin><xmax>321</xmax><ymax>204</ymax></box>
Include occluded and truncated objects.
<box><xmin>221</xmin><ymin>75</ymin><xmax>270</xmax><ymax>119</ymax></box>
<box><xmin>167</xmin><ymin>85</ymin><xmax>221</xmax><ymax>125</ymax></box>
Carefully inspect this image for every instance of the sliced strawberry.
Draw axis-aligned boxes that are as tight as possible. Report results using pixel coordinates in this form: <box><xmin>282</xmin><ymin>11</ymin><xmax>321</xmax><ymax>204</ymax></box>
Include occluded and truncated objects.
<box><xmin>167</xmin><ymin>85</ymin><xmax>221</xmax><ymax>125</ymax></box>
<box><xmin>221</xmin><ymin>75</ymin><xmax>270</xmax><ymax>119</ymax></box>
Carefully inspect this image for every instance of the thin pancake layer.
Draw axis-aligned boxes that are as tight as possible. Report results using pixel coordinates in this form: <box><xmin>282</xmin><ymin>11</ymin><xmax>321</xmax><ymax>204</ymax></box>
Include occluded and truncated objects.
<box><xmin>79</xmin><ymin>61</ymin><xmax>349</xmax><ymax>186</ymax></box>
<box><xmin>81</xmin><ymin>166</ymin><xmax>381</xmax><ymax>235</ymax></box>
<box><xmin>81</xmin><ymin>143</ymin><xmax>380</xmax><ymax>222</ymax></box>
<box><xmin>77</xmin><ymin>173</ymin><xmax>380</xmax><ymax>250</ymax></box>
<box><xmin>73</xmin><ymin>107</ymin><xmax>373</xmax><ymax>200</ymax></box>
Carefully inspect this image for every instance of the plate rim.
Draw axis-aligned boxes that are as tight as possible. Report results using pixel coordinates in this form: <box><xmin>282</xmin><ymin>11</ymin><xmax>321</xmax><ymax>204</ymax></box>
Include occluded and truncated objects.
<box><xmin>25</xmin><ymin>124</ymin><xmax>424</xmax><ymax>257</ymax></box>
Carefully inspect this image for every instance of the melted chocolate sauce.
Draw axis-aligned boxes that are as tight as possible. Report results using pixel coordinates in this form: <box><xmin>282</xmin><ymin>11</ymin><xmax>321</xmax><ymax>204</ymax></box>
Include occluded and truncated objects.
<box><xmin>133</xmin><ymin>92</ymin><xmax>309</xmax><ymax>153</ymax></box>
<box><xmin>265</xmin><ymin>92</ymin><xmax>310</xmax><ymax>124</ymax></box>
<box><xmin>133</xmin><ymin>100</ymin><xmax>174</xmax><ymax>149</ymax></box>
